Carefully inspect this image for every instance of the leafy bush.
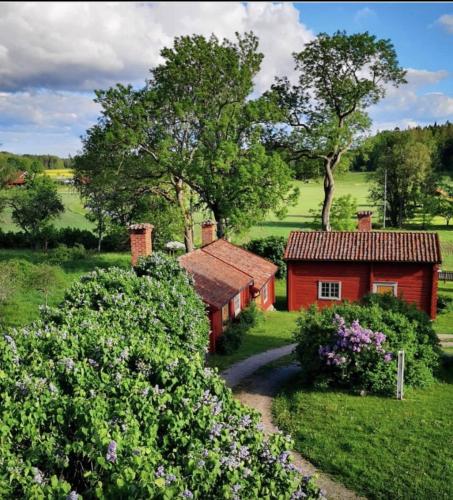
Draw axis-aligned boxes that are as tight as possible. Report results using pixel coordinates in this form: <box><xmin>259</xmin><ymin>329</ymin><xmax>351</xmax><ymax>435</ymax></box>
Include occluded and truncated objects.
<box><xmin>243</xmin><ymin>236</ymin><xmax>287</xmax><ymax>278</ymax></box>
<box><xmin>217</xmin><ymin>303</ymin><xmax>264</xmax><ymax>355</ymax></box>
<box><xmin>47</xmin><ymin>243</ymin><xmax>87</xmax><ymax>264</ymax></box>
<box><xmin>437</xmin><ymin>293</ymin><xmax>453</xmax><ymax>313</ymax></box>
<box><xmin>0</xmin><ymin>226</ymin><xmax>129</xmax><ymax>252</ymax></box>
<box><xmin>309</xmin><ymin>195</ymin><xmax>358</xmax><ymax>231</ymax></box>
<box><xmin>295</xmin><ymin>298</ymin><xmax>441</xmax><ymax>395</ymax></box>
<box><xmin>0</xmin><ymin>254</ymin><xmax>321</xmax><ymax>498</ymax></box>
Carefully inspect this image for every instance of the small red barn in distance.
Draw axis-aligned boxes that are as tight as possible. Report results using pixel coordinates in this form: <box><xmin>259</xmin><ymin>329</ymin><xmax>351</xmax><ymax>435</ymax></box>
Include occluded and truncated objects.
<box><xmin>284</xmin><ymin>212</ymin><xmax>442</xmax><ymax>319</ymax></box>
<box><xmin>129</xmin><ymin>221</ymin><xmax>278</xmax><ymax>352</ymax></box>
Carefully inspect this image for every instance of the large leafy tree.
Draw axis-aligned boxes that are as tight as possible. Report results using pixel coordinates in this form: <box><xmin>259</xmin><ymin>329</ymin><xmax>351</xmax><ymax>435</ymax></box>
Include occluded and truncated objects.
<box><xmin>369</xmin><ymin>134</ymin><xmax>433</xmax><ymax>227</ymax></box>
<box><xmin>77</xmin><ymin>32</ymin><xmax>297</xmax><ymax>246</ymax></box>
<box><xmin>269</xmin><ymin>31</ymin><xmax>406</xmax><ymax>230</ymax></box>
<box><xmin>7</xmin><ymin>176</ymin><xmax>64</xmax><ymax>246</ymax></box>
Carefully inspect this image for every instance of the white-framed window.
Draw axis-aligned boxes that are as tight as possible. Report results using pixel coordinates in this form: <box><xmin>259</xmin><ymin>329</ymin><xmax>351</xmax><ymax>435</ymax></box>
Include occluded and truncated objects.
<box><xmin>373</xmin><ymin>282</ymin><xmax>397</xmax><ymax>296</ymax></box>
<box><xmin>318</xmin><ymin>281</ymin><xmax>341</xmax><ymax>300</ymax></box>
<box><xmin>233</xmin><ymin>293</ymin><xmax>241</xmax><ymax>316</ymax></box>
<box><xmin>221</xmin><ymin>304</ymin><xmax>229</xmax><ymax>330</ymax></box>
<box><xmin>262</xmin><ymin>282</ymin><xmax>268</xmax><ymax>303</ymax></box>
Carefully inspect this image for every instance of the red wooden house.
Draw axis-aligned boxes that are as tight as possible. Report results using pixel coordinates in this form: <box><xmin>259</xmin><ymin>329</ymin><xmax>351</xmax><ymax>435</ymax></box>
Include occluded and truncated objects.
<box><xmin>284</xmin><ymin>212</ymin><xmax>442</xmax><ymax>319</ymax></box>
<box><xmin>129</xmin><ymin>221</ymin><xmax>278</xmax><ymax>352</ymax></box>
<box><xmin>6</xmin><ymin>171</ymin><xmax>27</xmax><ymax>186</ymax></box>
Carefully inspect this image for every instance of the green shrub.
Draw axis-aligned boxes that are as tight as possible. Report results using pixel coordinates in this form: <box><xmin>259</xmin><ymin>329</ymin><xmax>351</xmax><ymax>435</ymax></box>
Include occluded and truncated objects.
<box><xmin>243</xmin><ymin>236</ymin><xmax>287</xmax><ymax>278</ymax></box>
<box><xmin>437</xmin><ymin>293</ymin><xmax>453</xmax><ymax>313</ymax></box>
<box><xmin>217</xmin><ymin>303</ymin><xmax>263</xmax><ymax>355</ymax></box>
<box><xmin>294</xmin><ymin>298</ymin><xmax>441</xmax><ymax>395</ymax></box>
<box><xmin>47</xmin><ymin>243</ymin><xmax>87</xmax><ymax>264</ymax></box>
<box><xmin>0</xmin><ymin>256</ymin><xmax>321</xmax><ymax>498</ymax></box>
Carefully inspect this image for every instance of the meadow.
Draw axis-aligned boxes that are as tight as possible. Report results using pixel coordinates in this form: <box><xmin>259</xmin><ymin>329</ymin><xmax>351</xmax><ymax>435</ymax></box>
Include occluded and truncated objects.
<box><xmin>1</xmin><ymin>172</ymin><xmax>452</xmax><ymax>332</ymax></box>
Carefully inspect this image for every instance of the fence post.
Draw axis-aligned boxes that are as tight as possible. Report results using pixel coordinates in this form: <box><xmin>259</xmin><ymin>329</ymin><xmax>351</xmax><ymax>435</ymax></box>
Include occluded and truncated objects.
<box><xmin>397</xmin><ymin>350</ymin><xmax>405</xmax><ymax>400</ymax></box>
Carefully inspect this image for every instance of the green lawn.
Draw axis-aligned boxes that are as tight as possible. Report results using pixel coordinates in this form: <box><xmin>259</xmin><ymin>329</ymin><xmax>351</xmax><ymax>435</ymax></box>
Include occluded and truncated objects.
<box><xmin>273</xmin><ymin>357</ymin><xmax>453</xmax><ymax>500</ymax></box>
<box><xmin>208</xmin><ymin>280</ymin><xmax>297</xmax><ymax>371</ymax></box>
<box><xmin>0</xmin><ymin>250</ymin><xmax>130</xmax><ymax>328</ymax></box>
<box><xmin>0</xmin><ymin>186</ymin><xmax>92</xmax><ymax>232</ymax></box>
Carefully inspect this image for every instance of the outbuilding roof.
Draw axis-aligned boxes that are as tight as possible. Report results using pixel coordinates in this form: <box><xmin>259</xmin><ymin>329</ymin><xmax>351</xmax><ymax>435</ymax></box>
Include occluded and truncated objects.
<box><xmin>284</xmin><ymin>231</ymin><xmax>442</xmax><ymax>264</ymax></box>
<box><xmin>202</xmin><ymin>239</ymin><xmax>278</xmax><ymax>290</ymax></box>
<box><xmin>179</xmin><ymin>239</ymin><xmax>278</xmax><ymax>309</ymax></box>
<box><xmin>179</xmin><ymin>248</ymin><xmax>252</xmax><ymax>309</ymax></box>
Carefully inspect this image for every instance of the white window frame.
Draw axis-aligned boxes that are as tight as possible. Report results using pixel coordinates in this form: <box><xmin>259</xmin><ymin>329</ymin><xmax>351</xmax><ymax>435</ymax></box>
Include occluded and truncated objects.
<box><xmin>262</xmin><ymin>282</ymin><xmax>268</xmax><ymax>303</ymax></box>
<box><xmin>373</xmin><ymin>282</ymin><xmax>398</xmax><ymax>296</ymax></box>
<box><xmin>233</xmin><ymin>293</ymin><xmax>241</xmax><ymax>316</ymax></box>
<box><xmin>318</xmin><ymin>281</ymin><xmax>342</xmax><ymax>300</ymax></box>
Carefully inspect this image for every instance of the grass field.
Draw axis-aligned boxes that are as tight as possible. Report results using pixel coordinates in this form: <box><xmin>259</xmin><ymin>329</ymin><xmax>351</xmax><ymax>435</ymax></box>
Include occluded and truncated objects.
<box><xmin>273</xmin><ymin>356</ymin><xmax>453</xmax><ymax>500</ymax></box>
<box><xmin>208</xmin><ymin>280</ymin><xmax>297</xmax><ymax>371</ymax></box>
<box><xmin>0</xmin><ymin>250</ymin><xmax>129</xmax><ymax>328</ymax></box>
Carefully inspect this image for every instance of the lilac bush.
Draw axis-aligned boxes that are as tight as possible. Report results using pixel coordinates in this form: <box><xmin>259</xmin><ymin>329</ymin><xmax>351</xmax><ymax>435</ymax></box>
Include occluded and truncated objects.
<box><xmin>295</xmin><ymin>301</ymin><xmax>440</xmax><ymax>395</ymax></box>
<box><xmin>0</xmin><ymin>255</ymin><xmax>322</xmax><ymax>499</ymax></box>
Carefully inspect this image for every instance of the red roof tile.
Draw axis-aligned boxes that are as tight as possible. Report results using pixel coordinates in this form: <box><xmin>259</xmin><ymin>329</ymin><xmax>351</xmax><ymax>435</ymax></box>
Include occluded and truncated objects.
<box><xmin>284</xmin><ymin>231</ymin><xmax>442</xmax><ymax>264</ymax></box>
<box><xmin>179</xmin><ymin>249</ymin><xmax>252</xmax><ymax>309</ymax></box>
<box><xmin>202</xmin><ymin>239</ymin><xmax>278</xmax><ymax>289</ymax></box>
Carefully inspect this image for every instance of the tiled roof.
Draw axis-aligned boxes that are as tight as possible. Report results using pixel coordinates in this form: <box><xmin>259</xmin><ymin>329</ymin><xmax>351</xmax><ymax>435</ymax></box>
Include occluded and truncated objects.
<box><xmin>202</xmin><ymin>239</ymin><xmax>278</xmax><ymax>289</ymax></box>
<box><xmin>179</xmin><ymin>249</ymin><xmax>252</xmax><ymax>309</ymax></box>
<box><xmin>284</xmin><ymin>231</ymin><xmax>441</xmax><ymax>264</ymax></box>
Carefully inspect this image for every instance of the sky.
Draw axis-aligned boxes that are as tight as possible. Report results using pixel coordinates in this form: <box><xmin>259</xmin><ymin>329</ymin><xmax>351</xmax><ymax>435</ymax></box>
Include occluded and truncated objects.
<box><xmin>0</xmin><ymin>2</ymin><xmax>452</xmax><ymax>157</ymax></box>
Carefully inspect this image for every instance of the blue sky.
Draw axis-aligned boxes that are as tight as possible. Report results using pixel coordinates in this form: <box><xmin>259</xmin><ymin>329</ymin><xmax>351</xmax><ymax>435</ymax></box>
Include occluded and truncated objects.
<box><xmin>0</xmin><ymin>2</ymin><xmax>452</xmax><ymax>157</ymax></box>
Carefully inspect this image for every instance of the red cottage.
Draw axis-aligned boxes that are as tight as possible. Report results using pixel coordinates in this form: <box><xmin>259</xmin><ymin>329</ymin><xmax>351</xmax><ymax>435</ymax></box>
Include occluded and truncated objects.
<box><xmin>129</xmin><ymin>221</ymin><xmax>278</xmax><ymax>352</ymax></box>
<box><xmin>284</xmin><ymin>212</ymin><xmax>442</xmax><ymax>319</ymax></box>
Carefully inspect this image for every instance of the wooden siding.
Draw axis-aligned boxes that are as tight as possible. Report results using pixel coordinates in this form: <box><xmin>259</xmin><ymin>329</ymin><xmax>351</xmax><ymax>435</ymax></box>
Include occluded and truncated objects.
<box><xmin>287</xmin><ymin>261</ymin><xmax>437</xmax><ymax>318</ymax></box>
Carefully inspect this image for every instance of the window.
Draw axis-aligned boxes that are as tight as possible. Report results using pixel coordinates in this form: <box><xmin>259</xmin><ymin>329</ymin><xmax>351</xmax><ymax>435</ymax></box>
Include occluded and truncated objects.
<box><xmin>221</xmin><ymin>304</ymin><xmax>229</xmax><ymax>330</ymax></box>
<box><xmin>373</xmin><ymin>282</ymin><xmax>397</xmax><ymax>296</ymax></box>
<box><xmin>233</xmin><ymin>293</ymin><xmax>241</xmax><ymax>316</ymax></box>
<box><xmin>318</xmin><ymin>281</ymin><xmax>341</xmax><ymax>300</ymax></box>
<box><xmin>262</xmin><ymin>282</ymin><xmax>268</xmax><ymax>303</ymax></box>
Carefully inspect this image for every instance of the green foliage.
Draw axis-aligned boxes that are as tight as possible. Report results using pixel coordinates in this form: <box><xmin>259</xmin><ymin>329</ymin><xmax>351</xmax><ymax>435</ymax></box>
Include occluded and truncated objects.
<box><xmin>6</xmin><ymin>176</ymin><xmax>64</xmax><ymax>244</ymax></box>
<box><xmin>217</xmin><ymin>303</ymin><xmax>264</xmax><ymax>355</ymax></box>
<box><xmin>243</xmin><ymin>236</ymin><xmax>287</xmax><ymax>278</ymax></box>
<box><xmin>47</xmin><ymin>243</ymin><xmax>87</xmax><ymax>264</ymax></box>
<box><xmin>294</xmin><ymin>298</ymin><xmax>440</xmax><ymax>395</ymax></box>
<box><xmin>368</xmin><ymin>132</ymin><xmax>434</xmax><ymax>227</ymax></box>
<box><xmin>0</xmin><ymin>256</ymin><xmax>321</xmax><ymax>499</ymax></box>
<box><xmin>309</xmin><ymin>194</ymin><xmax>358</xmax><ymax>230</ymax></box>
<box><xmin>437</xmin><ymin>293</ymin><xmax>453</xmax><ymax>313</ymax></box>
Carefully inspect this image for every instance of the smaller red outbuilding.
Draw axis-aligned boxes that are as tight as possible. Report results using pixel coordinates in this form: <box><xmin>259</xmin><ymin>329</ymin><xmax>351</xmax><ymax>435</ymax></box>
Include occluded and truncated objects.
<box><xmin>129</xmin><ymin>221</ymin><xmax>278</xmax><ymax>352</ymax></box>
<box><xmin>284</xmin><ymin>212</ymin><xmax>442</xmax><ymax>319</ymax></box>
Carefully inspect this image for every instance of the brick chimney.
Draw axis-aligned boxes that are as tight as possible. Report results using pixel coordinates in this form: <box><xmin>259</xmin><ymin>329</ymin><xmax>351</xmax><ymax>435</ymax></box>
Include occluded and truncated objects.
<box><xmin>201</xmin><ymin>220</ymin><xmax>217</xmax><ymax>247</ymax></box>
<box><xmin>357</xmin><ymin>211</ymin><xmax>373</xmax><ymax>232</ymax></box>
<box><xmin>129</xmin><ymin>223</ymin><xmax>154</xmax><ymax>266</ymax></box>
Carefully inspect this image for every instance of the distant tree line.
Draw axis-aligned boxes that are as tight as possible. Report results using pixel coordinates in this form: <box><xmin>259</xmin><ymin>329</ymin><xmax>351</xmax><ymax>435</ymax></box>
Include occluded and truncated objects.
<box><xmin>347</xmin><ymin>124</ymin><xmax>453</xmax><ymax>228</ymax></box>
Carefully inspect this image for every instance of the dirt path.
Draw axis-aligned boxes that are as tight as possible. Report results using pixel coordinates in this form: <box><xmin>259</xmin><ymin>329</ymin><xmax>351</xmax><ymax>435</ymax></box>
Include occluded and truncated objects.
<box><xmin>221</xmin><ymin>350</ymin><xmax>364</xmax><ymax>500</ymax></box>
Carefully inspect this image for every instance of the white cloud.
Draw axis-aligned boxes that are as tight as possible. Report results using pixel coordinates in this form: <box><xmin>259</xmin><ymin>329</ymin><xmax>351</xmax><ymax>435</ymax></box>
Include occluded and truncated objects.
<box><xmin>0</xmin><ymin>2</ymin><xmax>312</xmax><ymax>93</ymax></box>
<box><xmin>438</xmin><ymin>14</ymin><xmax>453</xmax><ymax>34</ymax></box>
<box><xmin>369</xmin><ymin>67</ymin><xmax>453</xmax><ymax>129</ymax></box>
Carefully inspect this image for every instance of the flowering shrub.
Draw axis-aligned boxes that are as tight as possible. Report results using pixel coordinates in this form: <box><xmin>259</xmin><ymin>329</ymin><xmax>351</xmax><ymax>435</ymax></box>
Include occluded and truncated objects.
<box><xmin>295</xmin><ymin>299</ymin><xmax>440</xmax><ymax>395</ymax></box>
<box><xmin>0</xmin><ymin>255</ymin><xmax>322</xmax><ymax>498</ymax></box>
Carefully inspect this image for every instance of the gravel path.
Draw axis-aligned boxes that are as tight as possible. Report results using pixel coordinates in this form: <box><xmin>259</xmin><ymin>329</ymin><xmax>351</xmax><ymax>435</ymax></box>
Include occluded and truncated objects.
<box><xmin>221</xmin><ymin>348</ymin><xmax>364</xmax><ymax>500</ymax></box>
<box><xmin>221</xmin><ymin>343</ymin><xmax>297</xmax><ymax>388</ymax></box>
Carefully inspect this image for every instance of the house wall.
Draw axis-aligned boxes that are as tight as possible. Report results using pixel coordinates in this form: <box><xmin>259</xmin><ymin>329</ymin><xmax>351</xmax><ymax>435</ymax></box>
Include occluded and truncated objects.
<box><xmin>208</xmin><ymin>307</ymin><xmax>222</xmax><ymax>353</ymax></box>
<box><xmin>258</xmin><ymin>276</ymin><xmax>275</xmax><ymax>311</ymax></box>
<box><xmin>229</xmin><ymin>285</ymin><xmax>251</xmax><ymax>318</ymax></box>
<box><xmin>287</xmin><ymin>261</ymin><xmax>437</xmax><ymax>318</ymax></box>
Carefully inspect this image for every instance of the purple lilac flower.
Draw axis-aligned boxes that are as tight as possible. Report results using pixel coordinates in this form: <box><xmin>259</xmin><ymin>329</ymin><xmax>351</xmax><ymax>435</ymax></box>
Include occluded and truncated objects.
<box><xmin>243</xmin><ymin>467</ymin><xmax>252</xmax><ymax>477</ymax></box>
<box><xmin>166</xmin><ymin>473</ymin><xmax>176</xmax><ymax>485</ymax></box>
<box><xmin>183</xmin><ymin>490</ymin><xmax>193</xmax><ymax>498</ymax></box>
<box><xmin>155</xmin><ymin>465</ymin><xmax>165</xmax><ymax>477</ymax></box>
<box><xmin>32</xmin><ymin>467</ymin><xmax>44</xmax><ymax>484</ymax></box>
<box><xmin>209</xmin><ymin>423</ymin><xmax>223</xmax><ymax>439</ymax></box>
<box><xmin>88</xmin><ymin>359</ymin><xmax>98</xmax><ymax>368</ymax></box>
<box><xmin>106</xmin><ymin>440</ymin><xmax>117</xmax><ymax>463</ymax></box>
<box><xmin>67</xmin><ymin>492</ymin><xmax>78</xmax><ymax>500</ymax></box>
<box><xmin>384</xmin><ymin>352</ymin><xmax>393</xmax><ymax>363</ymax></box>
<box><xmin>238</xmin><ymin>446</ymin><xmax>250</xmax><ymax>460</ymax></box>
<box><xmin>239</xmin><ymin>415</ymin><xmax>252</xmax><ymax>427</ymax></box>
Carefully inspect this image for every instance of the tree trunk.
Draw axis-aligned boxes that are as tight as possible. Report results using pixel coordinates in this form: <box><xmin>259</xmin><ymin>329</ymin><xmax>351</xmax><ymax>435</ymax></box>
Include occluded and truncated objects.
<box><xmin>175</xmin><ymin>178</ymin><xmax>194</xmax><ymax>253</ymax></box>
<box><xmin>321</xmin><ymin>162</ymin><xmax>335</xmax><ymax>231</ymax></box>
<box><xmin>97</xmin><ymin>230</ymin><xmax>103</xmax><ymax>253</ymax></box>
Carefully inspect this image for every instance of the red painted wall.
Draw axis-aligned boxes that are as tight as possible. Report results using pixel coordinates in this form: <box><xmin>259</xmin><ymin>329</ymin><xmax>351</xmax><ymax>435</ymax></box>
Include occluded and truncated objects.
<box><xmin>258</xmin><ymin>276</ymin><xmax>275</xmax><ymax>311</ymax></box>
<box><xmin>287</xmin><ymin>261</ymin><xmax>437</xmax><ymax>318</ymax></box>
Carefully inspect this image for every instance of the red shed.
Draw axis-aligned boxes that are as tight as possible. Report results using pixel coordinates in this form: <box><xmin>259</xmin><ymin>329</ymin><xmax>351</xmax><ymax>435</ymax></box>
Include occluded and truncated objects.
<box><xmin>284</xmin><ymin>212</ymin><xmax>442</xmax><ymax>319</ymax></box>
<box><xmin>129</xmin><ymin>220</ymin><xmax>278</xmax><ymax>352</ymax></box>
